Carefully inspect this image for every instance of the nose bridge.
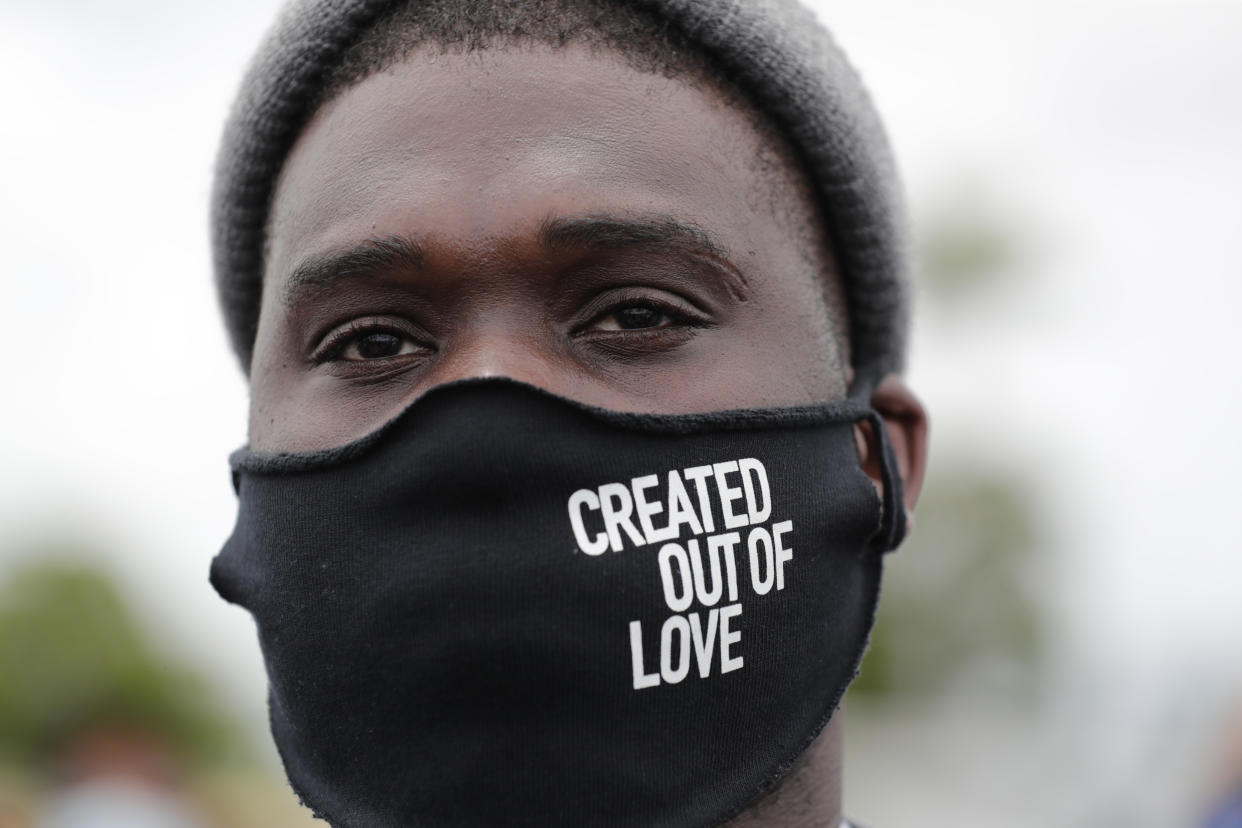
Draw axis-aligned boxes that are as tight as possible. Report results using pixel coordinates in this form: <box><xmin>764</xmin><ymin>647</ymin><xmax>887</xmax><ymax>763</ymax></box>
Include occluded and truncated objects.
<box><xmin>428</xmin><ymin>321</ymin><xmax>560</xmax><ymax>391</ymax></box>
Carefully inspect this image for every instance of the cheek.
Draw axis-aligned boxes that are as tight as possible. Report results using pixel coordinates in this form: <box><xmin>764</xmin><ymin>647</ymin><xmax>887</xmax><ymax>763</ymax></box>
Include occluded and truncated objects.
<box><xmin>725</xmin><ymin>245</ymin><xmax>847</xmax><ymax>404</ymax></box>
<box><xmin>715</xmin><ymin>312</ymin><xmax>844</xmax><ymax>406</ymax></box>
<box><xmin>249</xmin><ymin>367</ymin><xmax>409</xmax><ymax>452</ymax></box>
<box><xmin>248</xmin><ymin>300</ymin><xmax>369</xmax><ymax>451</ymax></box>
<box><xmin>596</xmin><ymin>300</ymin><xmax>843</xmax><ymax>411</ymax></box>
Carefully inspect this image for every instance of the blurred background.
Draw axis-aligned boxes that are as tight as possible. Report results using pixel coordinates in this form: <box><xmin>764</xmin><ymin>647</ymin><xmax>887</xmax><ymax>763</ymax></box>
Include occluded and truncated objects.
<box><xmin>1</xmin><ymin>0</ymin><xmax>1240</xmax><ymax>825</ymax></box>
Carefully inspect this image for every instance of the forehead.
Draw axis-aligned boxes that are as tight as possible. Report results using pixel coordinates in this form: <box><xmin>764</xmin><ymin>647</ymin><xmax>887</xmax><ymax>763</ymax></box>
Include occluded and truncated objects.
<box><xmin>265</xmin><ymin>44</ymin><xmax>805</xmax><ymax>286</ymax></box>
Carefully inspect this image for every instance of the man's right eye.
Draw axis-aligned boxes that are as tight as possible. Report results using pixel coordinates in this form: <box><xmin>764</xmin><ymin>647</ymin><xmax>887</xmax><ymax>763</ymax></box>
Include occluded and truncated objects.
<box><xmin>313</xmin><ymin>318</ymin><xmax>431</xmax><ymax>365</ymax></box>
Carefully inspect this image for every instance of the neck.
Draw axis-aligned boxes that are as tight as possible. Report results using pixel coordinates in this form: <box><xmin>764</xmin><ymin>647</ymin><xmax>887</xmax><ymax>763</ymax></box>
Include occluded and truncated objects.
<box><xmin>722</xmin><ymin>713</ymin><xmax>844</xmax><ymax>828</ymax></box>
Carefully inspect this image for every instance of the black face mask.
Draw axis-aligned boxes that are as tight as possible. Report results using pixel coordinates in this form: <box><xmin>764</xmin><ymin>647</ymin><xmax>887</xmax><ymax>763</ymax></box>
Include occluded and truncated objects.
<box><xmin>211</xmin><ymin>378</ymin><xmax>905</xmax><ymax>828</ymax></box>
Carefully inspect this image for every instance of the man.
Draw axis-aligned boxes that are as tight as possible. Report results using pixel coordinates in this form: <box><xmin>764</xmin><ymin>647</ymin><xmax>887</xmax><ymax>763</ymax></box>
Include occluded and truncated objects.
<box><xmin>209</xmin><ymin>1</ymin><xmax>927</xmax><ymax>826</ymax></box>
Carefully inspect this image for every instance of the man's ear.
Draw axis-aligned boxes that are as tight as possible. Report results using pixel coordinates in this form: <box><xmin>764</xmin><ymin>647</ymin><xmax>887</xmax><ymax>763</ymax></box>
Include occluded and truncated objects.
<box><xmin>853</xmin><ymin>374</ymin><xmax>928</xmax><ymax>526</ymax></box>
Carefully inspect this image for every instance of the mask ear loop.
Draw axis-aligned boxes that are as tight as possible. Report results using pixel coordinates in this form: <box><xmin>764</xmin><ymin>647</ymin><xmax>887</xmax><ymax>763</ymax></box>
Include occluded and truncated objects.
<box><xmin>847</xmin><ymin>365</ymin><xmax>908</xmax><ymax>553</ymax></box>
<box><xmin>862</xmin><ymin>410</ymin><xmax>907</xmax><ymax>554</ymax></box>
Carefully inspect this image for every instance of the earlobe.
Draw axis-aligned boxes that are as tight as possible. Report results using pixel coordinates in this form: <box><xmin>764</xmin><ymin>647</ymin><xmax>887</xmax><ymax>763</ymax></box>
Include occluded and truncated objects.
<box><xmin>852</xmin><ymin>373</ymin><xmax>928</xmax><ymax>526</ymax></box>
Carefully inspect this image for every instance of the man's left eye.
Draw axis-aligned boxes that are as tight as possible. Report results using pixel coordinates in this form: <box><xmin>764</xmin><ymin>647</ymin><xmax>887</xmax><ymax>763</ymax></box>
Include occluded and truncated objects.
<box><xmin>590</xmin><ymin>304</ymin><xmax>673</xmax><ymax>332</ymax></box>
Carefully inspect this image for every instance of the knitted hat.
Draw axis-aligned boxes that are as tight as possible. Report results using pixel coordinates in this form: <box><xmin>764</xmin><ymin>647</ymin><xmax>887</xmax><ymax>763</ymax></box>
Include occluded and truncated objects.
<box><xmin>211</xmin><ymin>0</ymin><xmax>909</xmax><ymax>380</ymax></box>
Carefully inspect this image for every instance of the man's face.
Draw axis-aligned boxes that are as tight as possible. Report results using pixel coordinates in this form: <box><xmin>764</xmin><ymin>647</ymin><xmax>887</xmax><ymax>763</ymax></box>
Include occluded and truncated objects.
<box><xmin>249</xmin><ymin>45</ymin><xmax>850</xmax><ymax>451</ymax></box>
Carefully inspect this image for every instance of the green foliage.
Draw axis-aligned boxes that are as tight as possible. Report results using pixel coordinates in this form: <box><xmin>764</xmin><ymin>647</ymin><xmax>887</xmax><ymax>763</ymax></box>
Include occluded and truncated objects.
<box><xmin>918</xmin><ymin>184</ymin><xmax>1027</xmax><ymax>303</ymax></box>
<box><xmin>0</xmin><ymin>553</ymin><xmax>242</xmax><ymax>767</ymax></box>
<box><xmin>850</xmin><ymin>465</ymin><xmax>1042</xmax><ymax>699</ymax></box>
<box><xmin>921</xmin><ymin>217</ymin><xmax>1015</xmax><ymax>299</ymax></box>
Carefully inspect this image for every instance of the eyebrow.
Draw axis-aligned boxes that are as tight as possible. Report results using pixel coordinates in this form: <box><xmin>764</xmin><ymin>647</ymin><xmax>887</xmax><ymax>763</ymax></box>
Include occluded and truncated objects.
<box><xmin>280</xmin><ymin>212</ymin><xmax>749</xmax><ymax>308</ymax></box>
<box><xmin>281</xmin><ymin>234</ymin><xmax>425</xmax><ymax>308</ymax></box>
<box><xmin>541</xmin><ymin>214</ymin><xmax>750</xmax><ymax>299</ymax></box>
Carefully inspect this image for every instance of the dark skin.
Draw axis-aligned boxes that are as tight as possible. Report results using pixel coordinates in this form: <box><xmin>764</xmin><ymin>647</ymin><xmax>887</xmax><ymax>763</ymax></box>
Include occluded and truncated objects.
<box><xmin>250</xmin><ymin>44</ymin><xmax>927</xmax><ymax>827</ymax></box>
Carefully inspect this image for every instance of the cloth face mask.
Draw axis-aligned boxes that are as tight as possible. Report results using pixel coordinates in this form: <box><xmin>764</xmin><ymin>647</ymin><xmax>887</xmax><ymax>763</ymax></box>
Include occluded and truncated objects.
<box><xmin>211</xmin><ymin>378</ymin><xmax>905</xmax><ymax>828</ymax></box>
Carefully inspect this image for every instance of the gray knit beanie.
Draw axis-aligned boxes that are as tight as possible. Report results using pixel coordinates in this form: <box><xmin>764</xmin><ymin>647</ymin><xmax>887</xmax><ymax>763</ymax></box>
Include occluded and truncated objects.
<box><xmin>211</xmin><ymin>0</ymin><xmax>909</xmax><ymax>380</ymax></box>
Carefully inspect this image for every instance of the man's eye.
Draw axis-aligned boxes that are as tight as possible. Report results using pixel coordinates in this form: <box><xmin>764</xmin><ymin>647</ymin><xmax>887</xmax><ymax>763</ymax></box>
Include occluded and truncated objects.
<box><xmin>591</xmin><ymin>303</ymin><xmax>674</xmax><ymax>332</ymax></box>
<box><xmin>348</xmin><ymin>332</ymin><xmax>415</xmax><ymax>359</ymax></box>
<box><xmin>323</xmin><ymin>327</ymin><xmax>424</xmax><ymax>362</ymax></box>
